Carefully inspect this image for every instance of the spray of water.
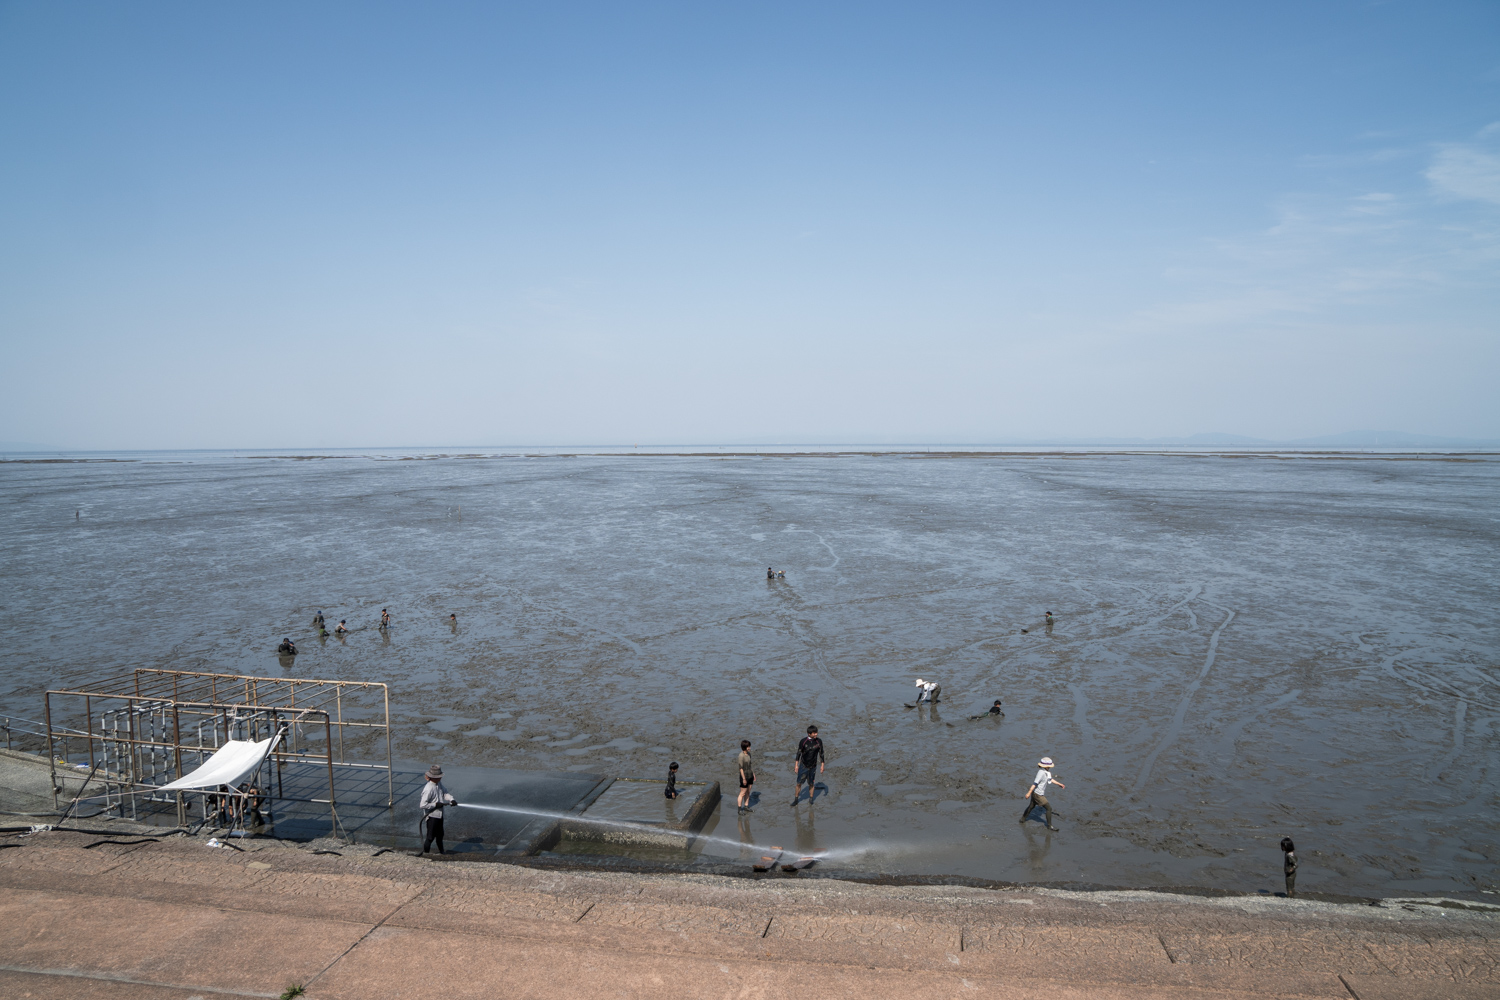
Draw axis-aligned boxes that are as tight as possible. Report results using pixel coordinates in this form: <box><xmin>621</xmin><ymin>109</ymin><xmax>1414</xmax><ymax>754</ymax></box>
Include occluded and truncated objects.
<box><xmin>456</xmin><ymin>801</ymin><xmax>911</xmax><ymax>863</ymax></box>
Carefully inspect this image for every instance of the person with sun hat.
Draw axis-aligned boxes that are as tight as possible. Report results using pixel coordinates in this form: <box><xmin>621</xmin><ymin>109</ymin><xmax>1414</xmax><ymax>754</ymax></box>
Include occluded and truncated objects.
<box><xmin>1021</xmin><ymin>756</ymin><xmax>1064</xmax><ymax>831</ymax></box>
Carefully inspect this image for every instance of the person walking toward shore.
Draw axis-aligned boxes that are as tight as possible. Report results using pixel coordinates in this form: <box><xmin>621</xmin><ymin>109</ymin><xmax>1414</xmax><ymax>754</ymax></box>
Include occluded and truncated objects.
<box><xmin>736</xmin><ymin>740</ymin><xmax>755</xmax><ymax>814</ymax></box>
<box><xmin>791</xmin><ymin>725</ymin><xmax>825</xmax><ymax>806</ymax></box>
<box><xmin>1281</xmin><ymin>837</ymin><xmax>1298</xmax><ymax>898</ymax></box>
<box><xmin>419</xmin><ymin>765</ymin><xmax>458</xmax><ymax>855</ymax></box>
<box><xmin>1020</xmin><ymin>756</ymin><xmax>1063</xmax><ymax>831</ymax></box>
<box><xmin>664</xmin><ymin>761</ymin><xmax>680</xmax><ymax>800</ymax></box>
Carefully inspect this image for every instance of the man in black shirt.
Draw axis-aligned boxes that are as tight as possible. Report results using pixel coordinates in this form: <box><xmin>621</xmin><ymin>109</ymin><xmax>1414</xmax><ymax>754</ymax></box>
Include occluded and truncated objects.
<box><xmin>791</xmin><ymin>725</ymin><xmax>825</xmax><ymax>806</ymax></box>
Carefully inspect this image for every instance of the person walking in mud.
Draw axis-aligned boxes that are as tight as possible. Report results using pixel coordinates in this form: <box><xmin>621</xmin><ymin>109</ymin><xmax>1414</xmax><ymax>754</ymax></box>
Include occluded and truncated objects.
<box><xmin>1281</xmin><ymin>837</ymin><xmax>1298</xmax><ymax>898</ymax></box>
<box><xmin>736</xmin><ymin>740</ymin><xmax>755</xmax><ymax>814</ymax></box>
<box><xmin>664</xmin><ymin>761</ymin><xmax>680</xmax><ymax>800</ymax></box>
<box><xmin>380</xmin><ymin>608</ymin><xmax>391</xmax><ymax>630</ymax></box>
<box><xmin>1020</xmin><ymin>756</ymin><xmax>1064</xmax><ymax>831</ymax></box>
<box><xmin>791</xmin><ymin>725</ymin><xmax>825</xmax><ymax>806</ymax></box>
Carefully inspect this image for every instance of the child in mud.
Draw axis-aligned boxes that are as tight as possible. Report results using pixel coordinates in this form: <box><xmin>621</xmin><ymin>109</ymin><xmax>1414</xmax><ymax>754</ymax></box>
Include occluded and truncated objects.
<box><xmin>1281</xmin><ymin>837</ymin><xmax>1297</xmax><ymax>898</ymax></box>
<box><xmin>665</xmin><ymin>761</ymin><xmax>680</xmax><ymax>799</ymax></box>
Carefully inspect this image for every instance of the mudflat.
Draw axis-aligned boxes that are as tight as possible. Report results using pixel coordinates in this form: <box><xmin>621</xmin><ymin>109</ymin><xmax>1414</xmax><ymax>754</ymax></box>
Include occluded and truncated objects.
<box><xmin>1</xmin><ymin>826</ymin><xmax>1496</xmax><ymax>999</ymax></box>
<box><xmin>2</xmin><ymin>451</ymin><xmax>1497</xmax><ymax>896</ymax></box>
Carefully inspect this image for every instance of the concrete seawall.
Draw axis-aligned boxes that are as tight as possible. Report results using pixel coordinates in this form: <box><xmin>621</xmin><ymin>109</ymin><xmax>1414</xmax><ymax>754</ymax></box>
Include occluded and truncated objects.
<box><xmin>1</xmin><ymin>823</ymin><xmax>1496</xmax><ymax>999</ymax></box>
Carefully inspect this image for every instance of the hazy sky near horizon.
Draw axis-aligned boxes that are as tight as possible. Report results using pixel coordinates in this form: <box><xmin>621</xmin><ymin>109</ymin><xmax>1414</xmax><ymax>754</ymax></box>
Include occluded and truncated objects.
<box><xmin>1</xmin><ymin>2</ymin><xmax>1497</xmax><ymax>448</ymax></box>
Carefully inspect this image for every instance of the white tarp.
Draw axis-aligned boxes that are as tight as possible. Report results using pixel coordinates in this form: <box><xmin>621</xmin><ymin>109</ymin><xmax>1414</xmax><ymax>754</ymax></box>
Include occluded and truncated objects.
<box><xmin>157</xmin><ymin>734</ymin><xmax>280</xmax><ymax>791</ymax></box>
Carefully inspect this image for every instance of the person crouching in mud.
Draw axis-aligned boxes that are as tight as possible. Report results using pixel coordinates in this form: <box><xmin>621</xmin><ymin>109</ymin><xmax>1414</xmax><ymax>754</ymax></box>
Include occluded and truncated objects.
<box><xmin>419</xmin><ymin>765</ymin><xmax>458</xmax><ymax>855</ymax></box>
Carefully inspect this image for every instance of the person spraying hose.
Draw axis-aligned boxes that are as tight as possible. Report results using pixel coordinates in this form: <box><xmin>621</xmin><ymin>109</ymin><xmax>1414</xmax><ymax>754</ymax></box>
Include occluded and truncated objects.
<box><xmin>419</xmin><ymin>764</ymin><xmax>458</xmax><ymax>855</ymax></box>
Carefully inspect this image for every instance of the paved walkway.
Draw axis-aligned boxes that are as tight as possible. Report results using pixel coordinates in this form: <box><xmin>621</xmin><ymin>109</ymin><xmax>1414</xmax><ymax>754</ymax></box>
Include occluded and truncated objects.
<box><xmin>1</xmin><ymin>828</ymin><xmax>1496</xmax><ymax>999</ymax></box>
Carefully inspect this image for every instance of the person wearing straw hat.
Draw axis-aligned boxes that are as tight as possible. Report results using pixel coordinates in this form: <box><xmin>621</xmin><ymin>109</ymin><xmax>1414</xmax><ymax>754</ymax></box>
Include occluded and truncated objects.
<box><xmin>419</xmin><ymin>764</ymin><xmax>458</xmax><ymax>855</ymax></box>
<box><xmin>1020</xmin><ymin>756</ymin><xmax>1064</xmax><ymax>831</ymax></box>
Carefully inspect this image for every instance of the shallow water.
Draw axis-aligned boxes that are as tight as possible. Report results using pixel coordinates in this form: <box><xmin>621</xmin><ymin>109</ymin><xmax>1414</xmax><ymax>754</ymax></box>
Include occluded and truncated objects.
<box><xmin>1</xmin><ymin>450</ymin><xmax>1496</xmax><ymax>895</ymax></box>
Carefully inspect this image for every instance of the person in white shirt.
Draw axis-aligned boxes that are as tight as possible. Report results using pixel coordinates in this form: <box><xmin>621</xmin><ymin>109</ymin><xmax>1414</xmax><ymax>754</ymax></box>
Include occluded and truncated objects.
<box><xmin>1020</xmin><ymin>756</ymin><xmax>1064</xmax><ymax>831</ymax></box>
<box><xmin>914</xmin><ymin>678</ymin><xmax>941</xmax><ymax>703</ymax></box>
<box><xmin>419</xmin><ymin>764</ymin><xmax>458</xmax><ymax>855</ymax></box>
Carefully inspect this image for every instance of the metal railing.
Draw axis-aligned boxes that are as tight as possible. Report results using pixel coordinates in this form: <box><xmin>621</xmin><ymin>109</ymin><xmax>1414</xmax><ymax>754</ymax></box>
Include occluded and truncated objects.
<box><xmin>42</xmin><ymin>669</ymin><xmax>393</xmax><ymax>835</ymax></box>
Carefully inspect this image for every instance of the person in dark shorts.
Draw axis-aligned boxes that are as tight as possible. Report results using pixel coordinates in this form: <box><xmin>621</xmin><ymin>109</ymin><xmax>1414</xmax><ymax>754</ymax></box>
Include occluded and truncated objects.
<box><xmin>736</xmin><ymin>740</ymin><xmax>754</xmax><ymax>814</ymax></box>
<box><xmin>1020</xmin><ymin>756</ymin><xmax>1064</xmax><ymax>831</ymax></box>
<box><xmin>1281</xmin><ymin>837</ymin><xmax>1298</xmax><ymax>898</ymax></box>
<box><xmin>791</xmin><ymin>725</ymin><xmax>825</xmax><ymax>806</ymax></box>
<box><xmin>380</xmin><ymin>608</ymin><xmax>391</xmax><ymax>629</ymax></box>
<box><xmin>665</xmin><ymin>761</ymin><xmax>680</xmax><ymax>799</ymax></box>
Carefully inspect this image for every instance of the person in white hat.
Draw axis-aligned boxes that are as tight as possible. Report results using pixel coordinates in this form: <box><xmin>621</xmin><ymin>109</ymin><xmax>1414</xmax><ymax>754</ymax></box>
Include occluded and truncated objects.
<box><xmin>1020</xmin><ymin>756</ymin><xmax>1064</xmax><ymax>831</ymax></box>
<box><xmin>914</xmin><ymin>678</ymin><xmax>941</xmax><ymax>704</ymax></box>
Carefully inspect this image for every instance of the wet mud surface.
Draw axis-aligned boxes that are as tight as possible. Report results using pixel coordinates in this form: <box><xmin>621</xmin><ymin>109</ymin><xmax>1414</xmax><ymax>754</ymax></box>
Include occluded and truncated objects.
<box><xmin>1</xmin><ymin>451</ymin><xmax>1496</xmax><ymax>896</ymax></box>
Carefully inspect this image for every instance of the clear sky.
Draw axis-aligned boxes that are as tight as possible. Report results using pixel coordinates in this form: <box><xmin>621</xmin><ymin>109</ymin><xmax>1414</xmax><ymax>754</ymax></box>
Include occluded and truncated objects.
<box><xmin>1</xmin><ymin>2</ymin><xmax>1497</xmax><ymax>448</ymax></box>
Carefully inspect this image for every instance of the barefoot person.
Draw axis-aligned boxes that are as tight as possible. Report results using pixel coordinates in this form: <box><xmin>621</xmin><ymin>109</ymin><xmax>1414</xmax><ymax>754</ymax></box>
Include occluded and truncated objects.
<box><xmin>790</xmin><ymin>725</ymin><xmax>825</xmax><ymax>806</ymax></box>
<box><xmin>1281</xmin><ymin>837</ymin><xmax>1298</xmax><ymax>898</ymax></box>
<box><xmin>1020</xmin><ymin>756</ymin><xmax>1064</xmax><ymax>831</ymax></box>
<box><xmin>736</xmin><ymin>740</ymin><xmax>755</xmax><ymax>814</ymax></box>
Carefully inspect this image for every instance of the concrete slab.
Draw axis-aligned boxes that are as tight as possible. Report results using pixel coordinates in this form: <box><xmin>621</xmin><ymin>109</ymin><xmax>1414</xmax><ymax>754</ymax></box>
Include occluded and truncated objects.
<box><xmin>0</xmin><ymin>888</ymin><xmax>372</xmax><ymax>994</ymax></box>
<box><xmin>0</xmin><ymin>968</ymin><xmax>272</xmax><ymax>999</ymax></box>
<box><xmin>305</xmin><ymin>923</ymin><xmax>1291</xmax><ymax>1000</ymax></box>
<box><xmin>0</xmin><ymin>833</ymin><xmax>1493</xmax><ymax>1000</ymax></box>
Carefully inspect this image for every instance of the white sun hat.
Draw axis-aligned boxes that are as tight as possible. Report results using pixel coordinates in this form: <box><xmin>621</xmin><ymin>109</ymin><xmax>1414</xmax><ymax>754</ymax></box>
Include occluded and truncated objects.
<box><xmin>1038</xmin><ymin>757</ymin><xmax>1054</xmax><ymax>767</ymax></box>
<box><xmin>915</xmin><ymin>678</ymin><xmax>925</xmax><ymax>686</ymax></box>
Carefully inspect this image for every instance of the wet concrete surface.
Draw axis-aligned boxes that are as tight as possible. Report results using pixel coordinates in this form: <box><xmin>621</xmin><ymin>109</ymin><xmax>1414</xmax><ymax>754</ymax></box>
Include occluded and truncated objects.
<box><xmin>1</xmin><ymin>451</ymin><xmax>1496</xmax><ymax>896</ymax></box>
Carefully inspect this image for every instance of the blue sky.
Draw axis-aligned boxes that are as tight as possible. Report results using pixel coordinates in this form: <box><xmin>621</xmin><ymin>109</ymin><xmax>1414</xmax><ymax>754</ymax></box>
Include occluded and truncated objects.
<box><xmin>1</xmin><ymin>2</ymin><xmax>1497</xmax><ymax>447</ymax></box>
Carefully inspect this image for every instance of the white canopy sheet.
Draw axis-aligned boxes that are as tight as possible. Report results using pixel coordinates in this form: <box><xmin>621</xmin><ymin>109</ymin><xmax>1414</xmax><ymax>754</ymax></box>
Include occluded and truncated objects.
<box><xmin>157</xmin><ymin>734</ymin><xmax>280</xmax><ymax>791</ymax></box>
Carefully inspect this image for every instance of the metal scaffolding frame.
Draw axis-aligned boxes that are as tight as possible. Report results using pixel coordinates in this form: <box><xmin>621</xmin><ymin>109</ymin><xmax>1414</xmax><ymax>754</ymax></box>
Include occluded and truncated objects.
<box><xmin>43</xmin><ymin>669</ymin><xmax>393</xmax><ymax>834</ymax></box>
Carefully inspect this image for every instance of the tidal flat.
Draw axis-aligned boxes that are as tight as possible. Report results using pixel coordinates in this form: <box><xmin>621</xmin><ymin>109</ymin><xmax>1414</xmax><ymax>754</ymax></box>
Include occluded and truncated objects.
<box><xmin>1</xmin><ymin>449</ymin><xmax>1495</xmax><ymax>896</ymax></box>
